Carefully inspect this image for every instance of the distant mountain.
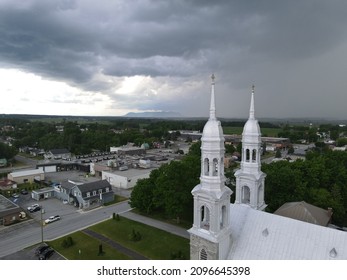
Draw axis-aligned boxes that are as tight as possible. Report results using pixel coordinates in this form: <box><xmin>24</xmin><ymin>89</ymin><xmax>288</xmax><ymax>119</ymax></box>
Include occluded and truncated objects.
<box><xmin>124</xmin><ymin>111</ymin><xmax>183</xmax><ymax>118</ymax></box>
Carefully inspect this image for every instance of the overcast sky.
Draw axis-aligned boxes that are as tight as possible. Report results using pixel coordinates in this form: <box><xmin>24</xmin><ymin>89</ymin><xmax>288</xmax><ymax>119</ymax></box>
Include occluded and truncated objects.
<box><xmin>0</xmin><ymin>0</ymin><xmax>347</xmax><ymax>120</ymax></box>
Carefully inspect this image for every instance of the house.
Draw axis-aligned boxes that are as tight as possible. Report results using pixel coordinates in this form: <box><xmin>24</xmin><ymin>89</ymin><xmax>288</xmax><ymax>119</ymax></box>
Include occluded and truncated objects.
<box><xmin>0</xmin><ymin>179</ymin><xmax>17</xmax><ymax>191</ymax></box>
<box><xmin>30</xmin><ymin>148</ymin><xmax>45</xmax><ymax>157</ymax></box>
<box><xmin>44</xmin><ymin>148</ymin><xmax>71</xmax><ymax>160</ymax></box>
<box><xmin>70</xmin><ymin>180</ymin><xmax>114</xmax><ymax>209</ymax></box>
<box><xmin>54</xmin><ymin>180</ymin><xmax>114</xmax><ymax>209</ymax></box>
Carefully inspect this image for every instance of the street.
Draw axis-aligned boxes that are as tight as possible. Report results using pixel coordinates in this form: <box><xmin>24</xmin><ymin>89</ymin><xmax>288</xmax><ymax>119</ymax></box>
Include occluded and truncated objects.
<box><xmin>0</xmin><ymin>200</ymin><xmax>132</xmax><ymax>258</ymax></box>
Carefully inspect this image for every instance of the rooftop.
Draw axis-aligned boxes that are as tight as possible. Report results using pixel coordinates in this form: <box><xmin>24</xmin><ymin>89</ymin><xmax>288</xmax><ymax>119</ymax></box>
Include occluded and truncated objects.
<box><xmin>0</xmin><ymin>195</ymin><xmax>20</xmax><ymax>213</ymax></box>
<box><xmin>228</xmin><ymin>203</ymin><xmax>347</xmax><ymax>259</ymax></box>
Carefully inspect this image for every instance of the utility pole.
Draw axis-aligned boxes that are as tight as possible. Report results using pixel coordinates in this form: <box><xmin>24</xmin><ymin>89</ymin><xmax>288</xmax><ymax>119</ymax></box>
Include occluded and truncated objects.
<box><xmin>40</xmin><ymin>208</ymin><xmax>45</xmax><ymax>243</ymax></box>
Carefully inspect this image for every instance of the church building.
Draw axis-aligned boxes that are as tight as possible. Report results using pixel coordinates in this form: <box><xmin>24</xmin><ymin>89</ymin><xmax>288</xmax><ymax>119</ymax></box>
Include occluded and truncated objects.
<box><xmin>188</xmin><ymin>76</ymin><xmax>347</xmax><ymax>260</ymax></box>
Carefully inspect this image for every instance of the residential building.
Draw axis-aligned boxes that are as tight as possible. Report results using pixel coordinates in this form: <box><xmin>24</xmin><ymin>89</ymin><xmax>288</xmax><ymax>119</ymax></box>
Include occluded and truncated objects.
<box><xmin>54</xmin><ymin>180</ymin><xmax>114</xmax><ymax>209</ymax></box>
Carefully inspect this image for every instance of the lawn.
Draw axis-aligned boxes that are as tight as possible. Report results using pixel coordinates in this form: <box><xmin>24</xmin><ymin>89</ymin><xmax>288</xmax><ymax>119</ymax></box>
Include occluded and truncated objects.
<box><xmin>48</xmin><ymin>231</ymin><xmax>131</xmax><ymax>260</ymax></box>
<box><xmin>48</xmin><ymin>216</ymin><xmax>190</xmax><ymax>260</ymax></box>
<box><xmin>104</xmin><ymin>194</ymin><xmax>128</xmax><ymax>206</ymax></box>
<box><xmin>90</xmin><ymin>217</ymin><xmax>190</xmax><ymax>260</ymax></box>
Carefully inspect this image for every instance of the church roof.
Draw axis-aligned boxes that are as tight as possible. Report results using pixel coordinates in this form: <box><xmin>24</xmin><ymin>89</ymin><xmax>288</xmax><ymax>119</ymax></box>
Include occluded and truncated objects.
<box><xmin>228</xmin><ymin>204</ymin><xmax>347</xmax><ymax>259</ymax></box>
<box><xmin>274</xmin><ymin>201</ymin><xmax>332</xmax><ymax>226</ymax></box>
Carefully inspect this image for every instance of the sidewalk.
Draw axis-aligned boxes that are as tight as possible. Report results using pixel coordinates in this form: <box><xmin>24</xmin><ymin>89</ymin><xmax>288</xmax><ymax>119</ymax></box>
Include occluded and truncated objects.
<box><xmin>119</xmin><ymin>211</ymin><xmax>190</xmax><ymax>239</ymax></box>
<box><xmin>82</xmin><ymin>228</ymin><xmax>148</xmax><ymax>260</ymax></box>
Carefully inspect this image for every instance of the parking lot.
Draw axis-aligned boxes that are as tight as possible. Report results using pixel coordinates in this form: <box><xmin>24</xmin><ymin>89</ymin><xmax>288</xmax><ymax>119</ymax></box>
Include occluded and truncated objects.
<box><xmin>14</xmin><ymin>183</ymin><xmax>78</xmax><ymax>224</ymax></box>
<box><xmin>1</xmin><ymin>242</ymin><xmax>65</xmax><ymax>260</ymax></box>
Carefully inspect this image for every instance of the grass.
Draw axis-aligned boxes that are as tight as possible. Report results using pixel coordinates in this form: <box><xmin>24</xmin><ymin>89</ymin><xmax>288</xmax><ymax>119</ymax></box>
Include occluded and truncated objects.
<box><xmin>131</xmin><ymin>208</ymin><xmax>193</xmax><ymax>230</ymax></box>
<box><xmin>48</xmin><ymin>216</ymin><xmax>190</xmax><ymax>260</ymax></box>
<box><xmin>48</xmin><ymin>231</ymin><xmax>131</xmax><ymax>260</ymax></box>
<box><xmin>90</xmin><ymin>217</ymin><xmax>190</xmax><ymax>260</ymax></box>
<box><xmin>104</xmin><ymin>195</ymin><xmax>128</xmax><ymax>206</ymax></box>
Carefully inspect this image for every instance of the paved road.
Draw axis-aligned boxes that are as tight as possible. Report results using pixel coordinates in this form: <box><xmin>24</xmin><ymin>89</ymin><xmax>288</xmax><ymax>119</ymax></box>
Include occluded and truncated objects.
<box><xmin>0</xmin><ymin>200</ymin><xmax>189</xmax><ymax>259</ymax></box>
<box><xmin>0</xmin><ymin>201</ymin><xmax>131</xmax><ymax>258</ymax></box>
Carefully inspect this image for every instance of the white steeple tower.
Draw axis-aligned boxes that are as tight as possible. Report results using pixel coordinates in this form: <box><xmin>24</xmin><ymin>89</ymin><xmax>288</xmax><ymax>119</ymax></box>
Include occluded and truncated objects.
<box><xmin>234</xmin><ymin>85</ymin><xmax>266</xmax><ymax>210</ymax></box>
<box><xmin>189</xmin><ymin>75</ymin><xmax>232</xmax><ymax>260</ymax></box>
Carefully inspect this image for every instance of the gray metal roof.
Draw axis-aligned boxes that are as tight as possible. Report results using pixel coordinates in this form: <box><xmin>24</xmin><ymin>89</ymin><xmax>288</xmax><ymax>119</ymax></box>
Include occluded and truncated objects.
<box><xmin>274</xmin><ymin>201</ymin><xmax>331</xmax><ymax>226</ymax></box>
<box><xmin>75</xmin><ymin>180</ymin><xmax>112</xmax><ymax>195</ymax></box>
<box><xmin>227</xmin><ymin>204</ymin><xmax>347</xmax><ymax>259</ymax></box>
<box><xmin>0</xmin><ymin>195</ymin><xmax>20</xmax><ymax>217</ymax></box>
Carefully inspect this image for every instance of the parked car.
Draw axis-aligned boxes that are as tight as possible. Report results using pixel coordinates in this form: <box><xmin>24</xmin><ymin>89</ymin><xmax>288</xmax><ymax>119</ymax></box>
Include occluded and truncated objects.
<box><xmin>28</xmin><ymin>204</ymin><xmax>41</xmax><ymax>213</ymax></box>
<box><xmin>44</xmin><ymin>215</ymin><xmax>61</xmax><ymax>224</ymax></box>
<box><xmin>35</xmin><ymin>244</ymin><xmax>50</xmax><ymax>256</ymax></box>
<box><xmin>38</xmin><ymin>248</ymin><xmax>55</xmax><ymax>260</ymax></box>
<box><xmin>27</xmin><ymin>204</ymin><xmax>39</xmax><ymax>211</ymax></box>
<box><xmin>20</xmin><ymin>189</ymin><xmax>29</xmax><ymax>195</ymax></box>
<box><xmin>12</xmin><ymin>193</ymin><xmax>19</xmax><ymax>198</ymax></box>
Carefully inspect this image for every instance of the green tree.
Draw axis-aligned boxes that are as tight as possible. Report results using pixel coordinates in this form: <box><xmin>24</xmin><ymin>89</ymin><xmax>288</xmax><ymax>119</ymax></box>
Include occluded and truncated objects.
<box><xmin>336</xmin><ymin>138</ymin><xmax>347</xmax><ymax>147</ymax></box>
<box><xmin>129</xmin><ymin>178</ymin><xmax>156</xmax><ymax>214</ymax></box>
<box><xmin>0</xmin><ymin>142</ymin><xmax>17</xmax><ymax>160</ymax></box>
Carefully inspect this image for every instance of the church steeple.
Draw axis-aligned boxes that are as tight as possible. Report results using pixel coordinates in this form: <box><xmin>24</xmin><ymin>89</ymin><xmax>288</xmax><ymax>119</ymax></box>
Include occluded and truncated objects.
<box><xmin>200</xmin><ymin>74</ymin><xmax>226</xmax><ymax>191</ymax></box>
<box><xmin>234</xmin><ymin>85</ymin><xmax>266</xmax><ymax>210</ymax></box>
<box><xmin>188</xmin><ymin>75</ymin><xmax>232</xmax><ymax>260</ymax></box>
<box><xmin>209</xmin><ymin>74</ymin><xmax>216</xmax><ymax>120</ymax></box>
<box><xmin>249</xmin><ymin>85</ymin><xmax>255</xmax><ymax>120</ymax></box>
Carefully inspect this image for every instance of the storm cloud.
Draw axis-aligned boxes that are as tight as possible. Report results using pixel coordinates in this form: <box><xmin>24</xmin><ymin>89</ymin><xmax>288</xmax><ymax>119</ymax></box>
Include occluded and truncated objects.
<box><xmin>0</xmin><ymin>0</ymin><xmax>347</xmax><ymax>119</ymax></box>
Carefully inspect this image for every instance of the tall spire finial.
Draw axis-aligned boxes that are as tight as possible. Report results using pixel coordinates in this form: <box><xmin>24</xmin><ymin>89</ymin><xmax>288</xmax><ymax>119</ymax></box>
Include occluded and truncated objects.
<box><xmin>249</xmin><ymin>84</ymin><xmax>255</xmax><ymax>119</ymax></box>
<box><xmin>209</xmin><ymin>74</ymin><xmax>216</xmax><ymax>120</ymax></box>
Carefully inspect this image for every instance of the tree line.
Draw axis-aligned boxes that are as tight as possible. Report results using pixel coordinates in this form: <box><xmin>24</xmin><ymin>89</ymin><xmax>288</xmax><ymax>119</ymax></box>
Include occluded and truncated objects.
<box><xmin>130</xmin><ymin>142</ymin><xmax>347</xmax><ymax>227</ymax></box>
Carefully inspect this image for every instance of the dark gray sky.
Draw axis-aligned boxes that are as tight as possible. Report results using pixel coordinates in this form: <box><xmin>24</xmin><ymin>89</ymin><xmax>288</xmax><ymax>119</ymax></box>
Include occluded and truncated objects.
<box><xmin>0</xmin><ymin>0</ymin><xmax>346</xmax><ymax>119</ymax></box>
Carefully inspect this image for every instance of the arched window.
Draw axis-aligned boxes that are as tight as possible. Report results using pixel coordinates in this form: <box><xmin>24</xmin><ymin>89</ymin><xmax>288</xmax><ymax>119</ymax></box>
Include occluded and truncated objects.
<box><xmin>242</xmin><ymin>186</ymin><xmax>250</xmax><ymax>204</ymax></box>
<box><xmin>213</xmin><ymin>158</ymin><xmax>218</xmax><ymax>176</ymax></box>
<box><xmin>204</xmin><ymin>158</ymin><xmax>209</xmax><ymax>175</ymax></box>
<box><xmin>200</xmin><ymin>205</ymin><xmax>210</xmax><ymax>230</ymax></box>
<box><xmin>246</xmin><ymin>149</ymin><xmax>250</xmax><ymax>162</ymax></box>
<box><xmin>200</xmin><ymin>249</ymin><xmax>207</xmax><ymax>260</ymax></box>
<box><xmin>252</xmin><ymin>149</ymin><xmax>256</xmax><ymax>162</ymax></box>
<box><xmin>220</xmin><ymin>205</ymin><xmax>227</xmax><ymax>229</ymax></box>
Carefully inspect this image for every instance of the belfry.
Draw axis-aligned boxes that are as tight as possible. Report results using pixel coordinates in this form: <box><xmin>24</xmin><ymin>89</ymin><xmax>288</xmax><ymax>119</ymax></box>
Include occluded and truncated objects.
<box><xmin>234</xmin><ymin>86</ymin><xmax>266</xmax><ymax>210</ymax></box>
<box><xmin>188</xmin><ymin>74</ymin><xmax>232</xmax><ymax>260</ymax></box>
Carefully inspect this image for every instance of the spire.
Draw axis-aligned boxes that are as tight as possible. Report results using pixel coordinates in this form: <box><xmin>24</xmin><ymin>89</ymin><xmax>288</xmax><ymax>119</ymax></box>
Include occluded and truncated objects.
<box><xmin>249</xmin><ymin>84</ymin><xmax>255</xmax><ymax>120</ymax></box>
<box><xmin>209</xmin><ymin>74</ymin><xmax>216</xmax><ymax>120</ymax></box>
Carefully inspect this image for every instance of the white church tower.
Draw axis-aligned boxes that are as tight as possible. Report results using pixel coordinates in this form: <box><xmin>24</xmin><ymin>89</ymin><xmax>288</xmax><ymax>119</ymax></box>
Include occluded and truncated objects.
<box><xmin>189</xmin><ymin>75</ymin><xmax>232</xmax><ymax>260</ymax></box>
<box><xmin>234</xmin><ymin>85</ymin><xmax>266</xmax><ymax>210</ymax></box>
